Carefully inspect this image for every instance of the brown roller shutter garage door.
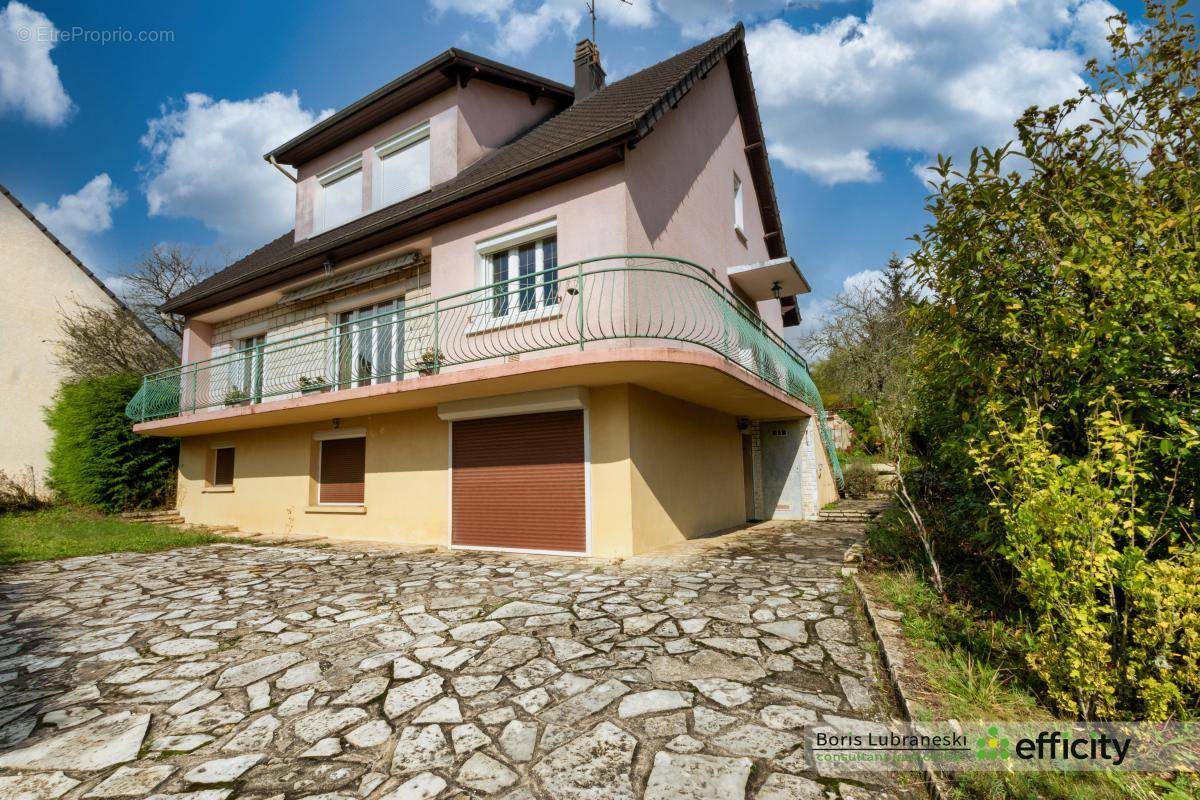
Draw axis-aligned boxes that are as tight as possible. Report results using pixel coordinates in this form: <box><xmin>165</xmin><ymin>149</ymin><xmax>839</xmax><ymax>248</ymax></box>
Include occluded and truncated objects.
<box><xmin>452</xmin><ymin>410</ymin><xmax>586</xmax><ymax>553</ymax></box>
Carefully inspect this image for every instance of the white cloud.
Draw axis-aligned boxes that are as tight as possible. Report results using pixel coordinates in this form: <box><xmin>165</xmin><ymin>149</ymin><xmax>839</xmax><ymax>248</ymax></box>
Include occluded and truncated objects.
<box><xmin>32</xmin><ymin>173</ymin><xmax>126</xmax><ymax>254</ymax></box>
<box><xmin>0</xmin><ymin>1</ymin><xmax>72</xmax><ymax>126</ymax></box>
<box><xmin>747</xmin><ymin>0</ymin><xmax>1117</xmax><ymax>185</ymax></box>
<box><xmin>140</xmin><ymin>91</ymin><xmax>332</xmax><ymax>252</ymax></box>
<box><xmin>655</xmin><ymin>0</ymin><xmax>807</xmax><ymax>40</ymax></box>
<box><xmin>431</xmin><ymin>0</ymin><xmax>655</xmax><ymax>55</ymax></box>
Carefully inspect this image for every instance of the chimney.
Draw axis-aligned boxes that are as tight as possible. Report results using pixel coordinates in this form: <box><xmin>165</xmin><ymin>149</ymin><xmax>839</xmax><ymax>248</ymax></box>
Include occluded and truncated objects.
<box><xmin>573</xmin><ymin>39</ymin><xmax>605</xmax><ymax>103</ymax></box>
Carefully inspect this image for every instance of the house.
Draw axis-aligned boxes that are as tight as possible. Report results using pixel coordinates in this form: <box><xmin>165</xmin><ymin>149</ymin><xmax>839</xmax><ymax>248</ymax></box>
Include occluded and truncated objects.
<box><xmin>0</xmin><ymin>183</ymin><xmax>151</xmax><ymax>489</ymax></box>
<box><xmin>826</xmin><ymin>413</ymin><xmax>855</xmax><ymax>451</ymax></box>
<box><xmin>128</xmin><ymin>25</ymin><xmax>843</xmax><ymax>557</ymax></box>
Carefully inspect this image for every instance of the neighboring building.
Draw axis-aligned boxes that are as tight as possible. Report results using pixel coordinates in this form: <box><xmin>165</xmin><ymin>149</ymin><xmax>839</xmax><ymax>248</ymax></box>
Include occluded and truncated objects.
<box><xmin>826</xmin><ymin>413</ymin><xmax>855</xmax><ymax>451</ymax></box>
<box><xmin>128</xmin><ymin>26</ymin><xmax>843</xmax><ymax>556</ymax></box>
<box><xmin>0</xmin><ymin>183</ymin><xmax>143</xmax><ymax>487</ymax></box>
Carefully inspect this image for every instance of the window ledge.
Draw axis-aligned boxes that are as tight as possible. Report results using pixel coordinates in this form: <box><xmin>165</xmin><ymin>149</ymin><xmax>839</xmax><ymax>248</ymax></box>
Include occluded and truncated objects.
<box><xmin>203</xmin><ymin>486</ymin><xmax>235</xmax><ymax>494</ymax></box>
<box><xmin>305</xmin><ymin>504</ymin><xmax>367</xmax><ymax>515</ymax></box>
<box><xmin>466</xmin><ymin>305</ymin><xmax>563</xmax><ymax>336</ymax></box>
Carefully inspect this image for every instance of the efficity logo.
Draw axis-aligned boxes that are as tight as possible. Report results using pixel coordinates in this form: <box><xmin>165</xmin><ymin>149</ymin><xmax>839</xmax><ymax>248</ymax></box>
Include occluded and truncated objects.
<box><xmin>976</xmin><ymin>726</ymin><xmax>1010</xmax><ymax>760</ymax></box>
<box><xmin>974</xmin><ymin>727</ymin><xmax>1130</xmax><ymax>766</ymax></box>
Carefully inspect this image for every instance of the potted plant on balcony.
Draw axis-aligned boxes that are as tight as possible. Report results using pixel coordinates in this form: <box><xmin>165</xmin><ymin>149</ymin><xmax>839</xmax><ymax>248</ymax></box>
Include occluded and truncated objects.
<box><xmin>415</xmin><ymin>348</ymin><xmax>443</xmax><ymax>376</ymax></box>
<box><xmin>223</xmin><ymin>387</ymin><xmax>250</xmax><ymax>406</ymax></box>
<box><xmin>297</xmin><ymin>376</ymin><xmax>327</xmax><ymax>395</ymax></box>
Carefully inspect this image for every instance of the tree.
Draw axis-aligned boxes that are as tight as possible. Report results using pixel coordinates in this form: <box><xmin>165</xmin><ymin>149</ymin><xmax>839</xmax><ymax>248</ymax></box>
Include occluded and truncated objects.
<box><xmin>909</xmin><ymin>1</ymin><xmax>1199</xmax><ymax>717</ymax></box>
<box><xmin>803</xmin><ymin>256</ymin><xmax>944</xmax><ymax>592</ymax></box>
<box><xmin>119</xmin><ymin>245</ymin><xmax>213</xmax><ymax>345</ymax></box>
<box><xmin>52</xmin><ymin>244</ymin><xmax>212</xmax><ymax>381</ymax></box>
<box><xmin>55</xmin><ymin>304</ymin><xmax>175</xmax><ymax>379</ymax></box>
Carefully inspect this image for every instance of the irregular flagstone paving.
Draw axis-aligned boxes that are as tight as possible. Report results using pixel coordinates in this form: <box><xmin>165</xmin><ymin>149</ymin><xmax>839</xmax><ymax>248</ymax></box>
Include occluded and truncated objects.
<box><xmin>0</xmin><ymin>521</ymin><xmax>913</xmax><ymax>799</ymax></box>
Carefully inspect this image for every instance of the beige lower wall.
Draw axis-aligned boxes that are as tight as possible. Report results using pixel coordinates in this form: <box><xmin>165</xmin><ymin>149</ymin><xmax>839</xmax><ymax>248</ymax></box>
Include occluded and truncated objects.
<box><xmin>177</xmin><ymin>383</ymin><xmax>749</xmax><ymax>556</ymax></box>
<box><xmin>815</xmin><ymin>428</ymin><xmax>840</xmax><ymax>508</ymax></box>
<box><xmin>178</xmin><ymin>407</ymin><xmax>448</xmax><ymax>546</ymax></box>
<box><xmin>627</xmin><ymin>386</ymin><xmax>747</xmax><ymax>552</ymax></box>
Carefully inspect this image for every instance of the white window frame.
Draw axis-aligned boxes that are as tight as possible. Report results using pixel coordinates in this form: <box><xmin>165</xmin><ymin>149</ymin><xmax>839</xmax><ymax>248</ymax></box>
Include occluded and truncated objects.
<box><xmin>331</xmin><ymin>299</ymin><xmax>405</xmax><ymax>389</ymax></box>
<box><xmin>373</xmin><ymin>121</ymin><xmax>431</xmax><ymax>209</ymax></box>
<box><xmin>314</xmin><ymin>428</ymin><xmax>367</xmax><ymax>507</ymax></box>
<box><xmin>470</xmin><ymin>220</ymin><xmax>560</xmax><ymax>333</ymax></box>
<box><xmin>733</xmin><ymin>173</ymin><xmax>745</xmax><ymax>235</ymax></box>
<box><xmin>226</xmin><ymin>334</ymin><xmax>264</xmax><ymax>406</ymax></box>
<box><xmin>315</xmin><ymin>155</ymin><xmax>364</xmax><ymax>234</ymax></box>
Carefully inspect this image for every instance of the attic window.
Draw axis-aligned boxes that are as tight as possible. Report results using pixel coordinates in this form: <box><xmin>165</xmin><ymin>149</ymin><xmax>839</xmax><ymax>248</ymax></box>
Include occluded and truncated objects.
<box><xmin>317</xmin><ymin>157</ymin><xmax>363</xmax><ymax>233</ymax></box>
<box><xmin>375</xmin><ymin>122</ymin><xmax>431</xmax><ymax>208</ymax></box>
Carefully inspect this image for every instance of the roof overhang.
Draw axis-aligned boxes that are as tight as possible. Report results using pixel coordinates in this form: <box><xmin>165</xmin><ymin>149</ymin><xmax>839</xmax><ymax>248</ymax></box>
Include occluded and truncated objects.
<box><xmin>728</xmin><ymin>256</ymin><xmax>811</xmax><ymax>302</ymax></box>
<box><xmin>266</xmin><ymin>50</ymin><xmax>573</xmax><ymax>167</ymax></box>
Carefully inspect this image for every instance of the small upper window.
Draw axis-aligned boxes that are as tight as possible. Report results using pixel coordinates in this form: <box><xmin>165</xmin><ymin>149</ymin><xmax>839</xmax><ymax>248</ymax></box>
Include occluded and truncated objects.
<box><xmin>212</xmin><ymin>447</ymin><xmax>235</xmax><ymax>487</ymax></box>
<box><xmin>318</xmin><ymin>158</ymin><xmax>363</xmax><ymax>233</ymax></box>
<box><xmin>733</xmin><ymin>174</ymin><xmax>745</xmax><ymax>234</ymax></box>
<box><xmin>376</xmin><ymin>123</ymin><xmax>430</xmax><ymax>208</ymax></box>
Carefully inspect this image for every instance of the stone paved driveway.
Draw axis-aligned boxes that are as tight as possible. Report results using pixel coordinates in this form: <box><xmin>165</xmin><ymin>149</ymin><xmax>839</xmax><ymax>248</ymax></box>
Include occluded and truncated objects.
<box><xmin>0</xmin><ymin>521</ymin><xmax>910</xmax><ymax>800</ymax></box>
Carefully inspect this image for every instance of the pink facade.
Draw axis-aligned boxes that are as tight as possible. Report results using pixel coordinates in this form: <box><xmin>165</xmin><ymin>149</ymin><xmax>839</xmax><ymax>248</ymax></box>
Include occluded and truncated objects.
<box><xmin>293</xmin><ymin>82</ymin><xmax>560</xmax><ymax>242</ymax></box>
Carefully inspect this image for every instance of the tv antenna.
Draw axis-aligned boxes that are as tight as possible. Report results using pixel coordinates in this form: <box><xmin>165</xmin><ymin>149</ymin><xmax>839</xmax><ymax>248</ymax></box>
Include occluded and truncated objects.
<box><xmin>585</xmin><ymin>0</ymin><xmax>633</xmax><ymax>45</ymax></box>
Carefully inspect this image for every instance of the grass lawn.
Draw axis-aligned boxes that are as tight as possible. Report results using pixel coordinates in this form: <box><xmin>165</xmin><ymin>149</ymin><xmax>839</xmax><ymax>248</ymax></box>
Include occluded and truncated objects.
<box><xmin>867</xmin><ymin>569</ymin><xmax>1198</xmax><ymax>800</ymax></box>
<box><xmin>0</xmin><ymin>507</ymin><xmax>224</xmax><ymax>565</ymax></box>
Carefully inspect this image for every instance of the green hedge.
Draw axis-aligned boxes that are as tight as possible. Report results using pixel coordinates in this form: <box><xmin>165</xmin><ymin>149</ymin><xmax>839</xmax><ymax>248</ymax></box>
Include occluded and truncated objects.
<box><xmin>45</xmin><ymin>374</ymin><xmax>178</xmax><ymax>512</ymax></box>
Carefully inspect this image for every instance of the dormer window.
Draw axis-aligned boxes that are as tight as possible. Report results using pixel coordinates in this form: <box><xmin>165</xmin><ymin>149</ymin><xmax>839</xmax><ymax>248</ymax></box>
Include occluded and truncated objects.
<box><xmin>375</xmin><ymin>122</ymin><xmax>430</xmax><ymax>208</ymax></box>
<box><xmin>317</xmin><ymin>157</ymin><xmax>363</xmax><ymax>233</ymax></box>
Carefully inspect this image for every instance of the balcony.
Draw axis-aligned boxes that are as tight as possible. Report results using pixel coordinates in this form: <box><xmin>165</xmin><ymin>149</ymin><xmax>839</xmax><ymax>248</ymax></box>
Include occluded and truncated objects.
<box><xmin>127</xmin><ymin>255</ymin><xmax>843</xmax><ymax>486</ymax></box>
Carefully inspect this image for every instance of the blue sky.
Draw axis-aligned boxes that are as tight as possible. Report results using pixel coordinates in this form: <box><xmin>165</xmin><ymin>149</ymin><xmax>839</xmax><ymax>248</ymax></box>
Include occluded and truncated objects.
<box><xmin>0</xmin><ymin>0</ymin><xmax>1167</xmax><ymax>336</ymax></box>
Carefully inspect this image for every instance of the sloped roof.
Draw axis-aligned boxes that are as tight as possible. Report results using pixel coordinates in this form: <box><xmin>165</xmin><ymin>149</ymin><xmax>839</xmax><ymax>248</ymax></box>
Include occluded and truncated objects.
<box><xmin>163</xmin><ymin>24</ymin><xmax>785</xmax><ymax>315</ymax></box>
<box><xmin>267</xmin><ymin>48</ymin><xmax>574</xmax><ymax>166</ymax></box>
<box><xmin>0</xmin><ymin>182</ymin><xmax>166</xmax><ymax>346</ymax></box>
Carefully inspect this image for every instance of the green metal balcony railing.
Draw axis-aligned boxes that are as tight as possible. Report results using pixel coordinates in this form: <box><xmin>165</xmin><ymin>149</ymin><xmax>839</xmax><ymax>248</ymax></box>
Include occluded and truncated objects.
<box><xmin>127</xmin><ymin>255</ymin><xmax>843</xmax><ymax>487</ymax></box>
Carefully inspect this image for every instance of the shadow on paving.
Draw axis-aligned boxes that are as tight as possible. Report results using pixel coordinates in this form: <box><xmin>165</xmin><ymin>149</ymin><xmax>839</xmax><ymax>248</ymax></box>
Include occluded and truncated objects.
<box><xmin>0</xmin><ymin>520</ymin><xmax>920</xmax><ymax>799</ymax></box>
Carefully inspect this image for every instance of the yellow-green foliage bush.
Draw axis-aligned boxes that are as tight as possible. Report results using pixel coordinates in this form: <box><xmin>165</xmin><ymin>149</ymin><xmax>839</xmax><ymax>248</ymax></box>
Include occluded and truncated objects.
<box><xmin>909</xmin><ymin>3</ymin><xmax>1199</xmax><ymax>718</ymax></box>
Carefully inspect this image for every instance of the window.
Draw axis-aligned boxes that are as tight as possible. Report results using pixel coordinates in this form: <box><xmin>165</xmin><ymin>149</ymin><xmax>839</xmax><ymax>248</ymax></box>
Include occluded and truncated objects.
<box><xmin>376</xmin><ymin>123</ymin><xmax>430</xmax><ymax>208</ymax></box>
<box><xmin>318</xmin><ymin>158</ymin><xmax>363</xmax><ymax>232</ymax></box>
<box><xmin>335</xmin><ymin>299</ymin><xmax>404</xmax><ymax>388</ymax></box>
<box><xmin>212</xmin><ymin>447</ymin><xmax>235</xmax><ymax>487</ymax></box>
<box><xmin>228</xmin><ymin>335</ymin><xmax>264</xmax><ymax>404</ymax></box>
<box><xmin>318</xmin><ymin>435</ymin><xmax>365</xmax><ymax>505</ymax></box>
<box><xmin>733</xmin><ymin>173</ymin><xmax>745</xmax><ymax>233</ymax></box>
<box><xmin>484</xmin><ymin>231</ymin><xmax>559</xmax><ymax>320</ymax></box>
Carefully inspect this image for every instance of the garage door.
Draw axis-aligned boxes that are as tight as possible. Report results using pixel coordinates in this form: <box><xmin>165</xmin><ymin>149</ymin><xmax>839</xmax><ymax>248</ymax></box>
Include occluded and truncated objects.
<box><xmin>452</xmin><ymin>410</ymin><xmax>586</xmax><ymax>553</ymax></box>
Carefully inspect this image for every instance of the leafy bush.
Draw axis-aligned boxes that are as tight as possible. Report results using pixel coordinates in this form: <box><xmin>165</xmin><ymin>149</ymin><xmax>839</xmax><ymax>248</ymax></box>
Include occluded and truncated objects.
<box><xmin>842</xmin><ymin>462</ymin><xmax>877</xmax><ymax>499</ymax></box>
<box><xmin>45</xmin><ymin>374</ymin><xmax>178</xmax><ymax>512</ymax></box>
<box><xmin>904</xmin><ymin>4</ymin><xmax>1200</xmax><ymax>718</ymax></box>
<box><xmin>978</xmin><ymin>408</ymin><xmax>1200</xmax><ymax>720</ymax></box>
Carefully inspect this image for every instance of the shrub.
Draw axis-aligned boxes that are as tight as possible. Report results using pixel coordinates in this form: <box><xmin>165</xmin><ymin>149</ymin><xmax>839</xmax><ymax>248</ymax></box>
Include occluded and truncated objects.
<box><xmin>0</xmin><ymin>468</ymin><xmax>47</xmax><ymax>514</ymax></box>
<box><xmin>45</xmin><ymin>374</ymin><xmax>178</xmax><ymax>512</ymax></box>
<box><xmin>842</xmin><ymin>462</ymin><xmax>877</xmax><ymax>499</ymax></box>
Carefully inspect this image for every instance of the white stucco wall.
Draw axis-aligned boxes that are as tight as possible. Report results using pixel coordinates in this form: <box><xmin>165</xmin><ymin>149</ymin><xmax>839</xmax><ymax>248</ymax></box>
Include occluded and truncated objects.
<box><xmin>0</xmin><ymin>189</ymin><xmax>123</xmax><ymax>487</ymax></box>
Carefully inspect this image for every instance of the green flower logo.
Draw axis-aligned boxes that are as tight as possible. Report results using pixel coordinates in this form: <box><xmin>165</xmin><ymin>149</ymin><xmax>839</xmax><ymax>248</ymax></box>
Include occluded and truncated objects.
<box><xmin>976</xmin><ymin>726</ymin><xmax>1010</xmax><ymax>760</ymax></box>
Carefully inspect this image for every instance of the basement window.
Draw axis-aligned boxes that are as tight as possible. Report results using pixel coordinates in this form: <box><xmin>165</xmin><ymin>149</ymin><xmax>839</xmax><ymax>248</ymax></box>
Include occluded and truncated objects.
<box><xmin>316</xmin><ymin>431</ymin><xmax>366</xmax><ymax>505</ymax></box>
<box><xmin>211</xmin><ymin>446</ymin><xmax>235</xmax><ymax>488</ymax></box>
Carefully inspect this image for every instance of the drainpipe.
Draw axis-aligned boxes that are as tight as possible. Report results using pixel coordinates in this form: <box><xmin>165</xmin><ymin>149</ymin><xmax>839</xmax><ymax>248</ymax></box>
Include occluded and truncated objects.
<box><xmin>267</xmin><ymin>154</ymin><xmax>297</xmax><ymax>183</ymax></box>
